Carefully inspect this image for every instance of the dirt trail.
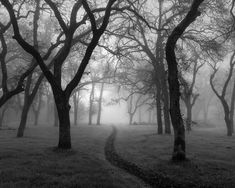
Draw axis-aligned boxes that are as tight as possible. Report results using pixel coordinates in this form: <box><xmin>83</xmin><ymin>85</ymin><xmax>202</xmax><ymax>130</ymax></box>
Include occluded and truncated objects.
<box><xmin>104</xmin><ymin>126</ymin><xmax>178</xmax><ymax>188</ymax></box>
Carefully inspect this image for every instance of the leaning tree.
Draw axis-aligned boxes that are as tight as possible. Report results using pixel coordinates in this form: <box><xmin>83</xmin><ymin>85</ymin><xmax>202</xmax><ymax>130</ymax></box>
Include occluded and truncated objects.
<box><xmin>165</xmin><ymin>0</ymin><xmax>205</xmax><ymax>161</ymax></box>
<box><xmin>209</xmin><ymin>51</ymin><xmax>235</xmax><ymax>136</ymax></box>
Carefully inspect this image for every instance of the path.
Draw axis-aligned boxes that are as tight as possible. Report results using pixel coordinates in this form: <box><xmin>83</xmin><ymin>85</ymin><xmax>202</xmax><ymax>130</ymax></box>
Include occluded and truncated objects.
<box><xmin>104</xmin><ymin>126</ymin><xmax>178</xmax><ymax>188</ymax></box>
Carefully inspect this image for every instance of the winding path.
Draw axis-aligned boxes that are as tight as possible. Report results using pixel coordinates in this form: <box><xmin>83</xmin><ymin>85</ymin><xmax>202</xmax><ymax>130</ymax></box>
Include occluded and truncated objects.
<box><xmin>104</xmin><ymin>126</ymin><xmax>179</xmax><ymax>188</ymax></box>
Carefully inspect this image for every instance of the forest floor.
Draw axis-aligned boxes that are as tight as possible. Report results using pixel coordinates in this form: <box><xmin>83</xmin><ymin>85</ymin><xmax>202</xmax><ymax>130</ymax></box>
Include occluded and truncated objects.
<box><xmin>0</xmin><ymin>124</ymin><xmax>234</xmax><ymax>187</ymax></box>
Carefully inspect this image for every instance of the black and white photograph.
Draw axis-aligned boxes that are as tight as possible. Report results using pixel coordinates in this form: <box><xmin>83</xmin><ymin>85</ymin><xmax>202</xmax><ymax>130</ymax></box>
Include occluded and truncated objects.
<box><xmin>0</xmin><ymin>0</ymin><xmax>234</xmax><ymax>187</ymax></box>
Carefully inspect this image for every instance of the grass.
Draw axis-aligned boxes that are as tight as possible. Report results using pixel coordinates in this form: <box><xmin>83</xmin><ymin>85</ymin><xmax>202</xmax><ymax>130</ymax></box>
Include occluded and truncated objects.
<box><xmin>115</xmin><ymin>125</ymin><xmax>235</xmax><ymax>187</ymax></box>
<box><xmin>0</xmin><ymin>124</ymin><xmax>234</xmax><ymax>187</ymax></box>
<box><xmin>0</xmin><ymin>125</ymin><xmax>147</xmax><ymax>188</ymax></box>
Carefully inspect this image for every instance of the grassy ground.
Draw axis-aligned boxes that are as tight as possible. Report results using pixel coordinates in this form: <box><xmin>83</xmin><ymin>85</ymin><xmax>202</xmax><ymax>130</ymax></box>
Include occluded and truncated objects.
<box><xmin>0</xmin><ymin>124</ymin><xmax>234</xmax><ymax>187</ymax></box>
<box><xmin>115</xmin><ymin>125</ymin><xmax>235</xmax><ymax>188</ymax></box>
<box><xmin>0</xmin><ymin>125</ymin><xmax>148</xmax><ymax>188</ymax></box>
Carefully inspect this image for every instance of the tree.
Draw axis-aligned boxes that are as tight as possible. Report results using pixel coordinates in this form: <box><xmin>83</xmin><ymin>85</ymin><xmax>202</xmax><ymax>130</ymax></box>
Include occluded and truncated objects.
<box><xmin>0</xmin><ymin>3</ymin><xmax>36</xmax><ymax>108</ymax></box>
<box><xmin>127</xmin><ymin>93</ymin><xmax>148</xmax><ymax>125</ymax></box>
<box><xmin>1</xmin><ymin>0</ymin><xmax>122</xmax><ymax>149</ymax></box>
<box><xmin>96</xmin><ymin>81</ymin><xmax>104</xmax><ymax>125</ymax></box>
<box><xmin>209</xmin><ymin>51</ymin><xmax>235</xmax><ymax>136</ymax></box>
<box><xmin>179</xmin><ymin>54</ymin><xmax>204</xmax><ymax>131</ymax></box>
<box><xmin>165</xmin><ymin>0</ymin><xmax>204</xmax><ymax>161</ymax></box>
<box><xmin>88</xmin><ymin>80</ymin><xmax>96</xmax><ymax>125</ymax></box>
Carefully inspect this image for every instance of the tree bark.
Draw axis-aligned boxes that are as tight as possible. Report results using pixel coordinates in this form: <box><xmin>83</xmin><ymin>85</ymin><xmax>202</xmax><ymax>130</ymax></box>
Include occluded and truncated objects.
<box><xmin>222</xmin><ymin>100</ymin><xmax>233</xmax><ymax>136</ymax></box>
<box><xmin>73</xmin><ymin>93</ymin><xmax>78</xmax><ymax>126</ymax></box>
<box><xmin>230</xmin><ymin>78</ymin><xmax>235</xmax><ymax>133</ymax></box>
<box><xmin>54</xmin><ymin>92</ymin><xmax>71</xmax><ymax>149</ymax></box>
<box><xmin>17</xmin><ymin>102</ymin><xmax>30</xmax><ymax>137</ymax></box>
<box><xmin>129</xmin><ymin>113</ymin><xmax>134</xmax><ymax>125</ymax></box>
<box><xmin>165</xmin><ymin>0</ymin><xmax>204</xmax><ymax>161</ymax></box>
<box><xmin>162</xmin><ymin>77</ymin><xmax>171</xmax><ymax>134</ymax></box>
<box><xmin>156</xmin><ymin>86</ymin><xmax>163</xmax><ymax>134</ymax></box>
<box><xmin>88</xmin><ymin>82</ymin><xmax>95</xmax><ymax>125</ymax></box>
<box><xmin>186</xmin><ymin>101</ymin><xmax>192</xmax><ymax>132</ymax></box>
<box><xmin>138</xmin><ymin>107</ymin><xmax>142</xmax><ymax>124</ymax></box>
<box><xmin>34</xmin><ymin>91</ymin><xmax>43</xmax><ymax>126</ymax></box>
<box><xmin>148</xmin><ymin>110</ymin><xmax>152</xmax><ymax>124</ymax></box>
<box><xmin>17</xmin><ymin>72</ymin><xmax>33</xmax><ymax>137</ymax></box>
<box><xmin>54</xmin><ymin>102</ymin><xmax>59</xmax><ymax>127</ymax></box>
<box><xmin>97</xmin><ymin>82</ymin><xmax>104</xmax><ymax>125</ymax></box>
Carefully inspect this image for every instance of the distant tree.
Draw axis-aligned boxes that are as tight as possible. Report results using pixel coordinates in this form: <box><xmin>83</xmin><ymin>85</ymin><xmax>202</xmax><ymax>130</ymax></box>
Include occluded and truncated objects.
<box><xmin>127</xmin><ymin>93</ymin><xmax>148</xmax><ymax>125</ymax></box>
<box><xmin>209</xmin><ymin>51</ymin><xmax>235</xmax><ymax>136</ymax></box>
<box><xmin>31</xmin><ymin>83</ymin><xmax>45</xmax><ymax>126</ymax></box>
<box><xmin>88</xmin><ymin>81</ymin><xmax>96</xmax><ymax>125</ymax></box>
<box><xmin>179</xmin><ymin>54</ymin><xmax>204</xmax><ymax>131</ymax></box>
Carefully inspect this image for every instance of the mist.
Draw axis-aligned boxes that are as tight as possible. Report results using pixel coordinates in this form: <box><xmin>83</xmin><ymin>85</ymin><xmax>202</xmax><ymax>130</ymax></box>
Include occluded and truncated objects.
<box><xmin>0</xmin><ymin>0</ymin><xmax>235</xmax><ymax>187</ymax></box>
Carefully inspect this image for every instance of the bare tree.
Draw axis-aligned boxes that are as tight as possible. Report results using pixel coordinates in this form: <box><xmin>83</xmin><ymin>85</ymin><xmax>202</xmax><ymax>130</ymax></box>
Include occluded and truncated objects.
<box><xmin>1</xmin><ymin>0</ymin><xmax>119</xmax><ymax>149</ymax></box>
<box><xmin>165</xmin><ymin>0</ymin><xmax>204</xmax><ymax>161</ymax></box>
<box><xmin>209</xmin><ymin>51</ymin><xmax>235</xmax><ymax>136</ymax></box>
<box><xmin>179</xmin><ymin>55</ymin><xmax>204</xmax><ymax>131</ymax></box>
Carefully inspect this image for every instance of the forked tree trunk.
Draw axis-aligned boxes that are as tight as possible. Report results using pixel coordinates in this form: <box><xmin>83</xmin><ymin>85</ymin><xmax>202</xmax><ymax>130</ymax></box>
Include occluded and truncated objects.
<box><xmin>165</xmin><ymin>0</ymin><xmax>204</xmax><ymax>161</ymax></box>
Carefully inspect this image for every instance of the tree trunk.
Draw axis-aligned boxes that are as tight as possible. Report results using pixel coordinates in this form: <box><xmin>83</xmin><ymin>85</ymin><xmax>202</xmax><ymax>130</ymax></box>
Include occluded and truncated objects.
<box><xmin>34</xmin><ymin>110</ymin><xmax>39</xmax><ymax>126</ymax></box>
<box><xmin>34</xmin><ymin>91</ymin><xmax>42</xmax><ymax>126</ymax></box>
<box><xmin>17</xmin><ymin>72</ymin><xmax>33</xmax><ymax>137</ymax></box>
<box><xmin>54</xmin><ymin>94</ymin><xmax>71</xmax><ymax>149</ymax></box>
<box><xmin>203</xmin><ymin>105</ymin><xmax>208</xmax><ymax>123</ymax></box>
<box><xmin>73</xmin><ymin>93</ymin><xmax>78</xmax><ymax>126</ymax></box>
<box><xmin>225</xmin><ymin>115</ymin><xmax>232</xmax><ymax>136</ymax></box>
<box><xmin>186</xmin><ymin>102</ymin><xmax>192</xmax><ymax>132</ymax></box>
<box><xmin>0</xmin><ymin>110</ymin><xmax>4</xmax><ymax>127</ymax></box>
<box><xmin>222</xmin><ymin>101</ymin><xmax>232</xmax><ymax>136</ymax></box>
<box><xmin>17</xmin><ymin>102</ymin><xmax>30</xmax><ymax>137</ymax></box>
<box><xmin>129</xmin><ymin>113</ymin><xmax>134</xmax><ymax>125</ymax></box>
<box><xmin>97</xmin><ymin>82</ymin><xmax>104</xmax><ymax>125</ymax></box>
<box><xmin>156</xmin><ymin>90</ymin><xmax>163</xmax><ymax>134</ymax></box>
<box><xmin>0</xmin><ymin>105</ymin><xmax>7</xmax><ymax>127</ymax></box>
<box><xmin>165</xmin><ymin>0</ymin><xmax>204</xmax><ymax>161</ymax></box>
<box><xmin>138</xmin><ymin>107</ymin><xmax>142</xmax><ymax>124</ymax></box>
<box><xmin>54</xmin><ymin>102</ymin><xmax>59</xmax><ymax>127</ymax></box>
<box><xmin>57</xmin><ymin>106</ymin><xmax>71</xmax><ymax>149</ymax></box>
<box><xmin>88</xmin><ymin>82</ymin><xmax>95</xmax><ymax>125</ymax></box>
<box><xmin>230</xmin><ymin>79</ymin><xmax>235</xmax><ymax>133</ymax></box>
<box><xmin>148</xmin><ymin>110</ymin><xmax>152</xmax><ymax>124</ymax></box>
<box><xmin>162</xmin><ymin>78</ymin><xmax>171</xmax><ymax>134</ymax></box>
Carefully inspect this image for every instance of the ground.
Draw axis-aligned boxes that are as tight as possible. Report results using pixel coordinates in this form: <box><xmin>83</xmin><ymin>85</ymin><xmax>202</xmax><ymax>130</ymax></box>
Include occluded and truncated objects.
<box><xmin>0</xmin><ymin>124</ymin><xmax>234</xmax><ymax>187</ymax></box>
